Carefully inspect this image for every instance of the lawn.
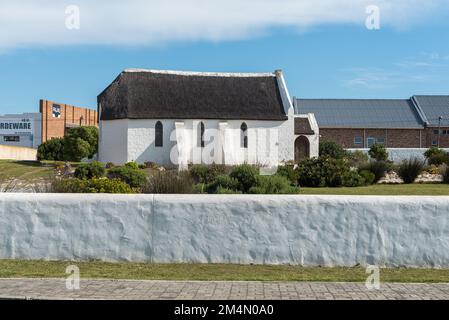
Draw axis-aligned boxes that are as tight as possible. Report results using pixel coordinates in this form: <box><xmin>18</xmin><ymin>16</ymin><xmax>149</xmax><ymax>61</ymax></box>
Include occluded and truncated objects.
<box><xmin>0</xmin><ymin>260</ymin><xmax>448</xmax><ymax>283</ymax></box>
<box><xmin>0</xmin><ymin>160</ymin><xmax>54</xmax><ymax>180</ymax></box>
<box><xmin>300</xmin><ymin>183</ymin><xmax>449</xmax><ymax>196</ymax></box>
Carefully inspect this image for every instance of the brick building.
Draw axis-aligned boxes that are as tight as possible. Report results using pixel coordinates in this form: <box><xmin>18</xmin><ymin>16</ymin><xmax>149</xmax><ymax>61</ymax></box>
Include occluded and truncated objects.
<box><xmin>40</xmin><ymin>99</ymin><xmax>98</xmax><ymax>143</ymax></box>
<box><xmin>294</xmin><ymin>95</ymin><xmax>449</xmax><ymax>149</ymax></box>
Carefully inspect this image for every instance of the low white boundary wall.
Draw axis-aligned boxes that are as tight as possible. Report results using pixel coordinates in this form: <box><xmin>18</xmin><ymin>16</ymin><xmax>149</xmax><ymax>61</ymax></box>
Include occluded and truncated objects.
<box><xmin>347</xmin><ymin>148</ymin><xmax>449</xmax><ymax>163</ymax></box>
<box><xmin>1</xmin><ymin>194</ymin><xmax>449</xmax><ymax>268</ymax></box>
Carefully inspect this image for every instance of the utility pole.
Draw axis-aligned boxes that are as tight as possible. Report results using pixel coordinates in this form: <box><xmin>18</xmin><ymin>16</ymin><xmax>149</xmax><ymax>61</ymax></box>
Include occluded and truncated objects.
<box><xmin>438</xmin><ymin>116</ymin><xmax>443</xmax><ymax>148</ymax></box>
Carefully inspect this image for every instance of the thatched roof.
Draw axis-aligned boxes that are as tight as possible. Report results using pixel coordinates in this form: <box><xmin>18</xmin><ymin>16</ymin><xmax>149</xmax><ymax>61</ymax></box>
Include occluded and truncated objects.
<box><xmin>98</xmin><ymin>69</ymin><xmax>288</xmax><ymax>121</ymax></box>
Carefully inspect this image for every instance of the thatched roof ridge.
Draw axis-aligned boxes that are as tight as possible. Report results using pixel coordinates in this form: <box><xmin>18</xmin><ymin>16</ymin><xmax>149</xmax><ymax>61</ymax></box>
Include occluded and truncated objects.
<box><xmin>98</xmin><ymin>69</ymin><xmax>288</xmax><ymax>121</ymax></box>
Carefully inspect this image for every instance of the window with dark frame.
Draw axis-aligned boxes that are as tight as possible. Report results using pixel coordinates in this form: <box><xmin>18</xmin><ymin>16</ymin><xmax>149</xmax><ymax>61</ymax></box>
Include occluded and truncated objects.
<box><xmin>3</xmin><ymin>136</ymin><xmax>20</xmax><ymax>142</ymax></box>
<box><xmin>376</xmin><ymin>137</ymin><xmax>385</xmax><ymax>145</ymax></box>
<box><xmin>199</xmin><ymin>122</ymin><xmax>205</xmax><ymax>148</ymax></box>
<box><xmin>155</xmin><ymin>121</ymin><xmax>163</xmax><ymax>147</ymax></box>
<box><xmin>354</xmin><ymin>136</ymin><xmax>362</xmax><ymax>145</ymax></box>
<box><xmin>241</xmin><ymin>122</ymin><xmax>248</xmax><ymax>149</ymax></box>
<box><xmin>366</xmin><ymin>137</ymin><xmax>376</xmax><ymax>148</ymax></box>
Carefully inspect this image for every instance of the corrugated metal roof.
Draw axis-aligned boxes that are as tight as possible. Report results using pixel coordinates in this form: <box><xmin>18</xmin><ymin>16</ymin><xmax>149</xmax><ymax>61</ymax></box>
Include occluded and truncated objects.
<box><xmin>295</xmin><ymin>98</ymin><xmax>424</xmax><ymax>129</ymax></box>
<box><xmin>412</xmin><ymin>95</ymin><xmax>449</xmax><ymax>127</ymax></box>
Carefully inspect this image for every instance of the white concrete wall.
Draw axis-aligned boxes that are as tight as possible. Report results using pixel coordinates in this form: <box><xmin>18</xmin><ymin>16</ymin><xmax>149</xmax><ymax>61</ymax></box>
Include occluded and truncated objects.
<box><xmin>1</xmin><ymin>194</ymin><xmax>449</xmax><ymax>268</ymax></box>
<box><xmin>0</xmin><ymin>145</ymin><xmax>37</xmax><ymax>161</ymax></box>
<box><xmin>347</xmin><ymin>148</ymin><xmax>449</xmax><ymax>163</ymax></box>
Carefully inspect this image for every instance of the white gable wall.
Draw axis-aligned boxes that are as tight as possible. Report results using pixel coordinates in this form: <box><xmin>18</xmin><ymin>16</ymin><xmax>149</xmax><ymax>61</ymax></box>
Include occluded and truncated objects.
<box><xmin>98</xmin><ymin>119</ymin><xmax>128</xmax><ymax>164</ymax></box>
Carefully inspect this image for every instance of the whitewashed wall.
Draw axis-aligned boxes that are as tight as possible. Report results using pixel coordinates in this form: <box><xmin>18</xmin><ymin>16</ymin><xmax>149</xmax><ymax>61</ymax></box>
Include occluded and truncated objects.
<box><xmin>294</xmin><ymin>113</ymin><xmax>320</xmax><ymax>158</ymax></box>
<box><xmin>1</xmin><ymin>194</ymin><xmax>449</xmax><ymax>268</ymax></box>
<box><xmin>347</xmin><ymin>148</ymin><xmax>449</xmax><ymax>163</ymax></box>
<box><xmin>99</xmin><ymin>118</ymin><xmax>296</xmax><ymax>166</ymax></box>
<box><xmin>98</xmin><ymin>119</ymin><xmax>128</xmax><ymax>164</ymax></box>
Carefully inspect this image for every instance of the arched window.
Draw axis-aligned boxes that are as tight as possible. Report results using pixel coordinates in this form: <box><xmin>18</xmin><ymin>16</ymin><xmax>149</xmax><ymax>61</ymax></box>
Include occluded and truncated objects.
<box><xmin>155</xmin><ymin>121</ymin><xmax>163</xmax><ymax>147</ymax></box>
<box><xmin>199</xmin><ymin>122</ymin><xmax>205</xmax><ymax>148</ymax></box>
<box><xmin>241</xmin><ymin>122</ymin><xmax>248</xmax><ymax>149</ymax></box>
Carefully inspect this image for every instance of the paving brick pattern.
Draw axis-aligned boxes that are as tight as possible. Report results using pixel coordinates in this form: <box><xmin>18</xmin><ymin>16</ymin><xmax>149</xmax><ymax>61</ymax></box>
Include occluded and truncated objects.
<box><xmin>0</xmin><ymin>279</ymin><xmax>449</xmax><ymax>300</ymax></box>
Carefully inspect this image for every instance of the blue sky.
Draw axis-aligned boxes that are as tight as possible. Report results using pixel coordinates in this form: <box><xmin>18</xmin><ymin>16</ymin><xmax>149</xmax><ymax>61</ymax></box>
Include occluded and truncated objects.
<box><xmin>0</xmin><ymin>0</ymin><xmax>449</xmax><ymax>114</ymax></box>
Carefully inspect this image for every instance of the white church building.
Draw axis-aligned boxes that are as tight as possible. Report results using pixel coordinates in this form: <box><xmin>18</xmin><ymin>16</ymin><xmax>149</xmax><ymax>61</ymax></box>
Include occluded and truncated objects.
<box><xmin>98</xmin><ymin>69</ymin><xmax>319</xmax><ymax>168</ymax></box>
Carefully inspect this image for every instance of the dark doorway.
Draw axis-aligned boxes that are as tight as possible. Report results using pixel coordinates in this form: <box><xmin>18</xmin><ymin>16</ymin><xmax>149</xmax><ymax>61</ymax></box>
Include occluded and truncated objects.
<box><xmin>295</xmin><ymin>136</ymin><xmax>310</xmax><ymax>162</ymax></box>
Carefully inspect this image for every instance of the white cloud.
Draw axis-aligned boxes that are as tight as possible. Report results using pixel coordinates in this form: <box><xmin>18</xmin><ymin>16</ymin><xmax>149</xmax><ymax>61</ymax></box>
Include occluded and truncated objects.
<box><xmin>343</xmin><ymin>53</ymin><xmax>449</xmax><ymax>89</ymax></box>
<box><xmin>0</xmin><ymin>0</ymin><xmax>447</xmax><ymax>50</ymax></box>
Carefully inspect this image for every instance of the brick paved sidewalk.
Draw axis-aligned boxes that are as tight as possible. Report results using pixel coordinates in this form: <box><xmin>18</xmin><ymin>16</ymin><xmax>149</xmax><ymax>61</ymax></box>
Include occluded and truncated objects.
<box><xmin>1</xmin><ymin>279</ymin><xmax>449</xmax><ymax>300</ymax></box>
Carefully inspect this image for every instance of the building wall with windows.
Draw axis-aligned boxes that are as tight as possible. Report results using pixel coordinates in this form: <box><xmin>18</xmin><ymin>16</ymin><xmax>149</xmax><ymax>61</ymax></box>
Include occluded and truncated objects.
<box><xmin>319</xmin><ymin>127</ymin><xmax>449</xmax><ymax>149</ymax></box>
<box><xmin>0</xmin><ymin>113</ymin><xmax>42</xmax><ymax>149</ymax></box>
<box><xmin>319</xmin><ymin>128</ymin><xmax>426</xmax><ymax>148</ymax></box>
<box><xmin>40</xmin><ymin>99</ymin><xmax>98</xmax><ymax>143</ymax></box>
<box><xmin>99</xmin><ymin>117</ymin><xmax>300</xmax><ymax>167</ymax></box>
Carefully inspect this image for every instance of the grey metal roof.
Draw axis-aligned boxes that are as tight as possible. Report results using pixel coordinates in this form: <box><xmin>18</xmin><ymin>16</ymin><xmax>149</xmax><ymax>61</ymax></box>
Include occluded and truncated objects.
<box><xmin>295</xmin><ymin>98</ymin><xmax>424</xmax><ymax>129</ymax></box>
<box><xmin>412</xmin><ymin>95</ymin><xmax>449</xmax><ymax>127</ymax></box>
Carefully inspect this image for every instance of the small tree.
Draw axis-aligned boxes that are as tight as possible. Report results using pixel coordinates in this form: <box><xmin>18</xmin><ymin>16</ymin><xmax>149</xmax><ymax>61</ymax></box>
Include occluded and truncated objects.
<box><xmin>368</xmin><ymin>143</ymin><xmax>388</xmax><ymax>161</ymax></box>
<box><xmin>37</xmin><ymin>138</ymin><xmax>65</xmax><ymax>161</ymax></box>
<box><xmin>424</xmin><ymin>147</ymin><xmax>449</xmax><ymax>166</ymax></box>
<box><xmin>63</xmin><ymin>126</ymin><xmax>99</xmax><ymax>161</ymax></box>
<box><xmin>319</xmin><ymin>141</ymin><xmax>347</xmax><ymax>160</ymax></box>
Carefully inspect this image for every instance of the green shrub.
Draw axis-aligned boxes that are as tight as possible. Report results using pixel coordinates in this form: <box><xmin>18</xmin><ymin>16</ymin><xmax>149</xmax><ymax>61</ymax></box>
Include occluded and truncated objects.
<box><xmin>297</xmin><ymin>157</ymin><xmax>351</xmax><ymax>188</ymax></box>
<box><xmin>363</xmin><ymin>161</ymin><xmax>389</xmax><ymax>183</ymax></box>
<box><xmin>37</xmin><ymin>138</ymin><xmax>65</xmax><ymax>161</ymax></box>
<box><xmin>229</xmin><ymin>164</ymin><xmax>258</xmax><ymax>193</ymax></box>
<box><xmin>424</xmin><ymin>147</ymin><xmax>445</xmax><ymax>159</ymax></box>
<box><xmin>193</xmin><ymin>183</ymin><xmax>207</xmax><ymax>194</ymax></box>
<box><xmin>319</xmin><ymin>141</ymin><xmax>347</xmax><ymax>160</ymax></box>
<box><xmin>74</xmin><ymin>161</ymin><xmax>105</xmax><ymax>179</ymax></box>
<box><xmin>52</xmin><ymin>178</ymin><xmax>133</xmax><ymax>193</ymax></box>
<box><xmin>342</xmin><ymin>171</ymin><xmax>366</xmax><ymax>187</ymax></box>
<box><xmin>189</xmin><ymin>164</ymin><xmax>227</xmax><ymax>184</ymax></box>
<box><xmin>347</xmin><ymin>151</ymin><xmax>369</xmax><ymax>168</ymax></box>
<box><xmin>276</xmin><ymin>165</ymin><xmax>299</xmax><ymax>186</ymax></box>
<box><xmin>217</xmin><ymin>187</ymin><xmax>242</xmax><ymax>194</ymax></box>
<box><xmin>323</xmin><ymin>158</ymin><xmax>351</xmax><ymax>187</ymax></box>
<box><xmin>359</xmin><ymin>170</ymin><xmax>376</xmax><ymax>185</ymax></box>
<box><xmin>442</xmin><ymin>165</ymin><xmax>449</xmax><ymax>184</ymax></box>
<box><xmin>144</xmin><ymin>171</ymin><xmax>193</xmax><ymax>194</ymax></box>
<box><xmin>368</xmin><ymin>144</ymin><xmax>389</xmax><ymax>161</ymax></box>
<box><xmin>107</xmin><ymin>166</ymin><xmax>147</xmax><ymax>189</ymax></box>
<box><xmin>125</xmin><ymin>161</ymin><xmax>140</xmax><ymax>170</ymax></box>
<box><xmin>105</xmin><ymin>162</ymin><xmax>115</xmax><ymax>169</ymax></box>
<box><xmin>428</xmin><ymin>153</ymin><xmax>449</xmax><ymax>166</ymax></box>
<box><xmin>296</xmin><ymin>158</ymin><xmax>325</xmax><ymax>187</ymax></box>
<box><xmin>206</xmin><ymin>175</ymin><xmax>240</xmax><ymax>193</ymax></box>
<box><xmin>249</xmin><ymin>175</ymin><xmax>299</xmax><ymax>194</ymax></box>
<box><xmin>397</xmin><ymin>158</ymin><xmax>425</xmax><ymax>184</ymax></box>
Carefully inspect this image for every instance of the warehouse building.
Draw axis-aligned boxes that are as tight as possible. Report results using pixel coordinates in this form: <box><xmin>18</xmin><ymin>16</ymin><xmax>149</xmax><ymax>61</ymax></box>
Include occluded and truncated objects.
<box><xmin>0</xmin><ymin>99</ymin><xmax>97</xmax><ymax>150</ymax></box>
